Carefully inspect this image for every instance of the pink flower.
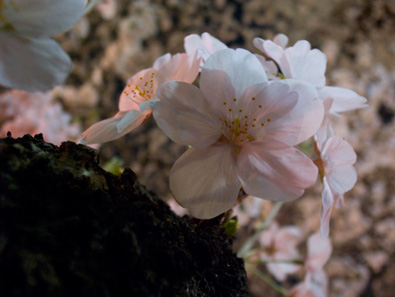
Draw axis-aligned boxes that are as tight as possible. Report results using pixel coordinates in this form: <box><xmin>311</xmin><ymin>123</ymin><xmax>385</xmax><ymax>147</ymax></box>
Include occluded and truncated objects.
<box><xmin>184</xmin><ymin>32</ymin><xmax>227</xmax><ymax>66</ymax></box>
<box><xmin>315</xmin><ymin>136</ymin><xmax>357</xmax><ymax>237</ymax></box>
<box><xmin>81</xmin><ymin>52</ymin><xmax>200</xmax><ymax>144</ymax></box>
<box><xmin>259</xmin><ymin>222</ymin><xmax>302</xmax><ymax>281</ymax></box>
<box><xmin>0</xmin><ymin>90</ymin><xmax>80</xmax><ymax>145</ymax></box>
<box><xmin>288</xmin><ymin>232</ymin><xmax>332</xmax><ymax>297</ymax></box>
<box><xmin>153</xmin><ymin>48</ymin><xmax>324</xmax><ymax>219</ymax></box>
<box><xmin>0</xmin><ymin>0</ymin><xmax>87</xmax><ymax>92</ymax></box>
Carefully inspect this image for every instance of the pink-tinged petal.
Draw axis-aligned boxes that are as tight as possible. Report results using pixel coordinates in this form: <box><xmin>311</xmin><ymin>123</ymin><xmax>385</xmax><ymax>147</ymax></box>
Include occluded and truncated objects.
<box><xmin>0</xmin><ymin>32</ymin><xmax>71</xmax><ymax>92</ymax></box>
<box><xmin>259</xmin><ymin>40</ymin><xmax>291</xmax><ymax>76</ymax></box>
<box><xmin>184</xmin><ymin>32</ymin><xmax>227</xmax><ymax>63</ymax></box>
<box><xmin>321</xmin><ymin>136</ymin><xmax>357</xmax><ymax>194</ymax></box>
<box><xmin>156</xmin><ymin>53</ymin><xmax>200</xmax><ymax>84</ymax></box>
<box><xmin>255</xmin><ymin>80</ymin><xmax>324</xmax><ymax>146</ymax></box>
<box><xmin>4</xmin><ymin>0</ymin><xmax>87</xmax><ymax>37</ymax></box>
<box><xmin>267</xmin><ymin>261</ymin><xmax>300</xmax><ymax>282</ymax></box>
<box><xmin>314</xmin><ymin>97</ymin><xmax>334</xmax><ymax>149</ymax></box>
<box><xmin>284</xmin><ymin>41</ymin><xmax>327</xmax><ymax>87</ymax></box>
<box><xmin>259</xmin><ymin>222</ymin><xmax>279</xmax><ymax>247</ymax></box>
<box><xmin>169</xmin><ymin>143</ymin><xmax>240</xmax><ymax>219</ymax></box>
<box><xmin>306</xmin><ymin>231</ymin><xmax>332</xmax><ymax>272</ymax></box>
<box><xmin>200</xmin><ymin>48</ymin><xmax>268</xmax><ymax>101</ymax></box>
<box><xmin>153</xmin><ymin>81</ymin><xmax>221</xmax><ymax>148</ymax></box>
<box><xmin>118</xmin><ymin>68</ymin><xmax>158</xmax><ymax>111</ymax></box>
<box><xmin>318</xmin><ymin>86</ymin><xmax>368</xmax><ymax>114</ymax></box>
<box><xmin>81</xmin><ymin>112</ymin><xmax>129</xmax><ymax>144</ymax></box>
<box><xmin>237</xmin><ymin>141</ymin><xmax>318</xmax><ymax>201</ymax></box>
<box><xmin>116</xmin><ymin>109</ymin><xmax>151</xmax><ymax>133</ymax></box>
<box><xmin>320</xmin><ymin>178</ymin><xmax>334</xmax><ymax>238</ymax></box>
<box><xmin>152</xmin><ymin>53</ymin><xmax>171</xmax><ymax>69</ymax></box>
<box><xmin>273</xmin><ymin>33</ymin><xmax>289</xmax><ymax>49</ymax></box>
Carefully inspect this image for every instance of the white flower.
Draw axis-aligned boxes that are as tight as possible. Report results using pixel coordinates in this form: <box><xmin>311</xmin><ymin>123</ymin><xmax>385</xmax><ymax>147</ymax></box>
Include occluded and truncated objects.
<box><xmin>81</xmin><ymin>52</ymin><xmax>200</xmax><ymax>144</ymax></box>
<box><xmin>153</xmin><ymin>48</ymin><xmax>324</xmax><ymax>219</ymax></box>
<box><xmin>0</xmin><ymin>0</ymin><xmax>87</xmax><ymax>92</ymax></box>
<box><xmin>315</xmin><ymin>136</ymin><xmax>357</xmax><ymax>237</ymax></box>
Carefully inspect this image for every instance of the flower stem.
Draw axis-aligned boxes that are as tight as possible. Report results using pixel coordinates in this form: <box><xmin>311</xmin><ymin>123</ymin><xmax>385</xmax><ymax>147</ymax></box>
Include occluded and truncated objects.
<box><xmin>247</xmin><ymin>265</ymin><xmax>287</xmax><ymax>296</ymax></box>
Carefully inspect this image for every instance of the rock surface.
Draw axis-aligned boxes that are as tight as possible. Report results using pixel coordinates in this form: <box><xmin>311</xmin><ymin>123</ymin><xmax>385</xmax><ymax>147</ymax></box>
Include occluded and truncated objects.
<box><xmin>0</xmin><ymin>134</ymin><xmax>247</xmax><ymax>297</ymax></box>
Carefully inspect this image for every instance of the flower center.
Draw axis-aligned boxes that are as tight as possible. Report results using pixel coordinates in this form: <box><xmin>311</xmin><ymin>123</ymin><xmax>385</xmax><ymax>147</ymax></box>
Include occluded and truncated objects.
<box><xmin>122</xmin><ymin>71</ymin><xmax>156</xmax><ymax>104</ymax></box>
<box><xmin>218</xmin><ymin>96</ymin><xmax>271</xmax><ymax>149</ymax></box>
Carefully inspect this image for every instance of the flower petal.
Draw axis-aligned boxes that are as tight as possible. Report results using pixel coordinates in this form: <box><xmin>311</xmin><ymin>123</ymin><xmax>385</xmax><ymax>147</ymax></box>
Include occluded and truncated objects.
<box><xmin>254</xmin><ymin>80</ymin><xmax>324</xmax><ymax>146</ymax></box>
<box><xmin>155</xmin><ymin>53</ymin><xmax>200</xmax><ymax>84</ymax></box>
<box><xmin>81</xmin><ymin>112</ymin><xmax>133</xmax><ymax>144</ymax></box>
<box><xmin>116</xmin><ymin>109</ymin><xmax>150</xmax><ymax>133</ymax></box>
<box><xmin>200</xmin><ymin>48</ymin><xmax>268</xmax><ymax>101</ymax></box>
<box><xmin>0</xmin><ymin>32</ymin><xmax>71</xmax><ymax>92</ymax></box>
<box><xmin>318</xmin><ymin>86</ymin><xmax>368</xmax><ymax>114</ymax></box>
<box><xmin>153</xmin><ymin>81</ymin><xmax>221</xmax><ymax>148</ymax></box>
<box><xmin>306</xmin><ymin>231</ymin><xmax>332</xmax><ymax>271</ymax></box>
<box><xmin>320</xmin><ymin>178</ymin><xmax>334</xmax><ymax>238</ymax></box>
<box><xmin>184</xmin><ymin>32</ymin><xmax>227</xmax><ymax>64</ymax></box>
<box><xmin>169</xmin><ymin>143</ymin><xmax>240</xmax><ymax>219</ymax></box>
<box><xmin>237</xmin><ymin>141</ymin><xmax>318</xmax><ymax>201</ymax></box>
<box><xmin>4</xmin><ymin>0</ymin><xmax>87</xmax><ymax>37</ymax></box>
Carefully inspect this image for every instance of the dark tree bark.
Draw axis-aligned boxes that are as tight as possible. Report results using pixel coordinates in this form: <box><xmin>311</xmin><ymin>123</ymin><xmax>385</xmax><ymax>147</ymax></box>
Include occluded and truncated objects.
<box><xmin>0</xmin><ymin>134</ymin><xmax>247</xmax><ymax>297</ymax></box>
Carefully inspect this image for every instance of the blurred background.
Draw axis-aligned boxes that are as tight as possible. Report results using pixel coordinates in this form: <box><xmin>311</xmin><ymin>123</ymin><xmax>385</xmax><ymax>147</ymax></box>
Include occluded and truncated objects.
<box><xmin>2</xmin><ymin>0</ymin><xmax>394</xmax><ymax>296</ymax></box>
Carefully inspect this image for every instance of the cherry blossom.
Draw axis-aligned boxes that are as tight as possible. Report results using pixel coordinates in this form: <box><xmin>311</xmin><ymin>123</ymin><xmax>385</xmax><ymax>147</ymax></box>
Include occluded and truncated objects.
<box><xmin>0</xmin><ymin>0</ymin><xmax>87</xmax><ymax>92</ymax></box>
<box><xmin>81</xmin><ymin>52</ymin><xmax>200</xmax><ymax>144</ymax></box>
<box><xmin>153</xmin><ymin>48</ymin><xmax>324</xmax><ymax>219</ymax></box>
<box><xmin>288</xmin><ymin>232</ymin><xmax>332</xmax><ymax>297</ymax></box>
<box><xmin>259</xmin><ymin>222</ymin><xmax>302</xmax><ymax>281</ymax></box>
<box><xmin>253</xmin><ymin>34</ymin><xmax>367</xmax><ymax>116</ymax></box>
<box><xmin>0</xmin><ymin>90</ymin><xmax>80</xmax><ymax>145</ymax></box>
<box><xmin>315</xmin><ymin>136</ymin><xmax>357</xmax><ymax>237</ymax></box>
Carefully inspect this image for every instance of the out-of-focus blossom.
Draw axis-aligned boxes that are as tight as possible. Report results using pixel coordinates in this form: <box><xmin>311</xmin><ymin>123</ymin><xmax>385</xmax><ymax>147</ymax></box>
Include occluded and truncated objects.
<box><xmin>184</xmin><ymin>32</ymin><xmax>227</xmax><ymax>66</ymax></box>
<box><xmin>95</xmin><ymin>0</ymin><xmax>117</xmax><ymax>20</ymax></box>
<box><xmin>153</xmin><ymin>48</ymin><xmax>323</xmax><ymax>219</ymax></box>
<box><xmin>233</xmin><ymin>195</ymin><xmax>263</xmax><ymax>226</ymax></box>
<box><xmin>315</xmin><ymin>136</ymin><xmax>357</xmax><ymax>237</ymax></box>
<box><xmin>0</xmin><ymin>90</ymin><xmax>80</xmax><ymax>145</ymax></box>
<box><xmin>288</xmin><ymin>232</ymin><xmax>332</xmax><ymax>297</ymax></box>
<box><xmin>0</xmin><ymin>0</ymin><xmax>87</xmax><ymax>92</ymax></box>
<box><xmin>167</xmin><ymin>198</ymin><xmax>188</xmax><ymax>217</ymax></box>
<box><xmin>259</xmin><ymin>222</ymin><xmax>302</xmax><ymax>281</ymax></box>
<box><xmin>81</xmin><ymin>52</ymin><xmax>200</xmax><ymax>144</ymax></box>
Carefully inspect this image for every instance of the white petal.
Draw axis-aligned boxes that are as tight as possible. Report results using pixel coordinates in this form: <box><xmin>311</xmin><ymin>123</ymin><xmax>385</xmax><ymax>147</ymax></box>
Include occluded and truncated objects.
<box><xmin>153</xmin><ymin>81</ymin><xmax>221</xmax><ymax>148</ymax></box>
<box><xmin>256</xmin><ymin>80</ymin><xmax>324</xmax><ymax>146</ymax></box>
<box><xmin>237</xmin><ymin>141</ymin><xmax>318</xmax><ymax>201</ymax></box>
<box><xmin>184</xmin><ymin>32</ymin><xmax>227</xmax><ymax>62</ymax></box>
<box><xmin>200</xmin><ymin>48</ymin><xmax>268</xmax><ymax>101</ymax></box>
<box><xmin>320</xmin><ymin>178</ymin><xmax>334</xmax><ymax>238</ymax></box>
<box><xmin>314</xmin><ymin>97</ymin><xmax>334</xmax><ymax>149</ymax></box>
<box><xmin>273</xmin><ymin>33</ymin><xmax>289</xmax><ymax>49</ymax></box>
<box><xmin>318</xmin><ymin>86</ymin><xmax>368</xmax><ymax>114</ymax></box>
<box><xmin>0</xmin><ymin>32</ymin><xmax>71</xmax><ymax>92</ymax></box>
<box><xmin>4</xmin><ymin>0</ymin><xmax>87</xmax><ymax>37</ymax></box>
<box><xmin>284</xmin><ymin>41</ymin><xmax>327</xmax><ymax>87</ymax></box>
<box><xmin>152</xmin><ymin>53</ymin><xmax>171</xmax><ymax>69</ymax></box>
<box><xmin>116</xmin><ymin>109</ymin><xmax>150</xmax><ymax>133</ymax></box>
<box><xmin>306</xmin><ymin>231</ymin><xmax>332</xmax><ymax>271</ymax></box>
<box><xmin>169</xmin><ymin>143</ymin><xmax>240</xmax><ymax>219</ymax></box>
<box><xmin>155</xmin><ymin>53</ymin><xmax>200</xmax><ymax>84</ymax></box>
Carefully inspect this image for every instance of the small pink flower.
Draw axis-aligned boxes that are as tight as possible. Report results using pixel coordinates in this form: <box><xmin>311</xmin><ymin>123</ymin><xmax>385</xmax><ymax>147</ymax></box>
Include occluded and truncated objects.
<box><xmin>81</xmin><ymin>52</ymin><xmax>200</xmax><ymax>144</ymax></box>
<box><xmin>288</xmin><ymin>232</ymin><xmax>332</xmax><ymax>297</ymax></box>
<box><xmin>233</xmin><ymin>195</ymin><xmax>263</xmax><ymax>226</ymax></box>
<box><xmin>153</xmin><ymin>48</ymin><xmax>324</xmax><ymax>219</ymax></box>
<box><xmin>259</xmin><ymin>222</ymin><xmax>302</xmax><ymax>281</ymax></box>
<box><xmin>315</xmin><ymin>136</ymin><xmax>357</xmax><ymax>237</ymax></box>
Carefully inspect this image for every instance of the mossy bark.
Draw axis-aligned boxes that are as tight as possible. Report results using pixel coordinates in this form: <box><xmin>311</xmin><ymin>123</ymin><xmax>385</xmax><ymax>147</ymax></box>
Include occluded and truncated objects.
<box><xmin>0</xmin><ymin>134</ymin><xmax>247</xmax><ymax>297</ymax></box>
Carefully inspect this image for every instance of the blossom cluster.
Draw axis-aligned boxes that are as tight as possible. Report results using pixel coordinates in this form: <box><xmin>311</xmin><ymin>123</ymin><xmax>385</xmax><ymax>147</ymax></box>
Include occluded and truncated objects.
<box><xmin>82</xmin><ymin>32</ymin><xmax>367</xmax><ymax>237</ymax></box>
